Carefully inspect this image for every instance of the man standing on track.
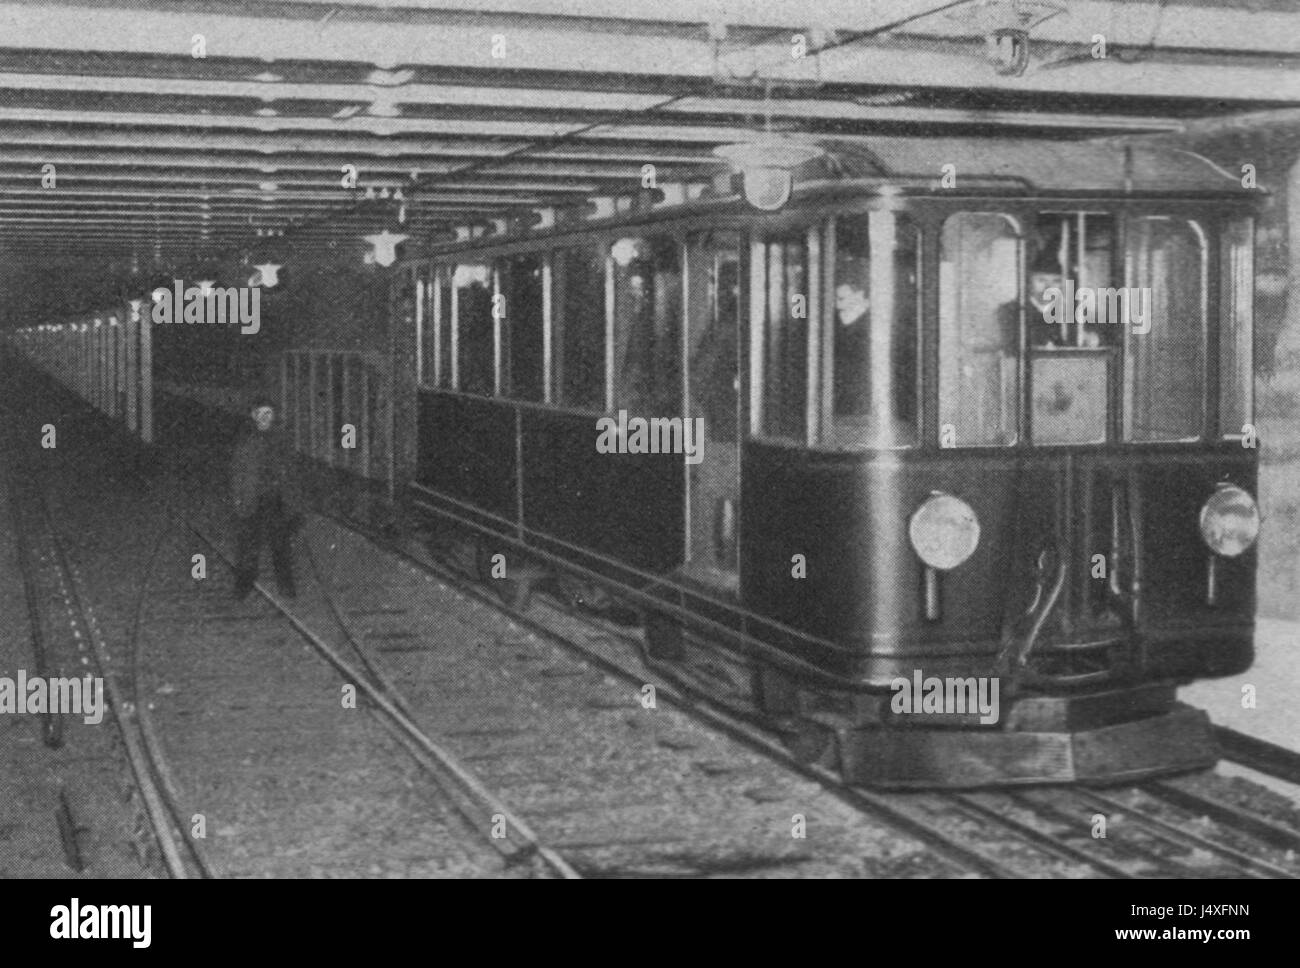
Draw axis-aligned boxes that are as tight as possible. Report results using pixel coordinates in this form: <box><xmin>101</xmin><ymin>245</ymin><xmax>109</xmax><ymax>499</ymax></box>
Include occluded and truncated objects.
<box><xmin>231</xmin><ymin>395</ymin><xmax>303</xmax><ymax>600</ymax></box>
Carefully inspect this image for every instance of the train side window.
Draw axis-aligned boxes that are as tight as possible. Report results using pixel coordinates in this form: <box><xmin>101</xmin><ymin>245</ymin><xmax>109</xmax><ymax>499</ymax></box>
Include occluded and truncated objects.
<box><xmin>1123</xmin><ymin>217</ymin><xmax>1206</xmax><ymax>442</ymax></box>
<box><xmin>416</xmin><ymin>264</ymin><xmax>435</xmax><ymax>387</ymax></box>
<box><xmin>611</xmin><ymin>236</ymin><xmax>682</xmax><ymax>416</ymax></box>
<box><xmin>499</xmin><ymin>253</ymin><xmax>545</xmax><ymax>402</ymax></box>
<box><xmin>553</xmin><ymin>245</ymin><xmax>606</xmax><ymax>410</ymax></box>
<box><xmin>939</xmin><ymin>212</ymin><xmax>1021</xmax><ymax>446</ymax></box>
<box><xmin>686</xmin><ymin>231</ymin><xmax>742</xmax><ymax>444</ymax></box>
<box><xmin>827</xmin><ymin>212</ymin><xmax>920</xmax><ymax>449</ymax></box>
<box><xmin>453</xmin><ymin>262</ymin><xmax>493</xmax><ymax>396</ymax></box>
<box><xmin>435</xmin><ymin>266</ymin><xmax>452</xmax><ymax>388</ymax></box>
<box><xmin>758</xmin><ymin>233</ymin><xmax>809</xmax><ymax>441</ymax></box>
<box><xmin>1220</xmin><ymin>217</ymin><xmax>1254</xmax><ymax>439</ymax></box>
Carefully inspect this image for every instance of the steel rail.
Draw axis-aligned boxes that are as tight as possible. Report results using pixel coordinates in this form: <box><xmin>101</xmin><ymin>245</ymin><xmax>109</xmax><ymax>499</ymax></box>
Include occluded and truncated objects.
<box><xmin>31</xmin><ymin>488</ymin><xmax>194</xmax><ymax>879</ymax></box>
<box><xmin>188</xmin><ymin>521</ymin><xmax>581</xmax><ymax>881</ymax></box>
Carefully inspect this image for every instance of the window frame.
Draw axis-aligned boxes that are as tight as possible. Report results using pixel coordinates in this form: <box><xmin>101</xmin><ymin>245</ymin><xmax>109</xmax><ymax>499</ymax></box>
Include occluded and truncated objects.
<box><xmin>1025</xmin><ymin>209</ymin><xmax>1121</xmax><ymax>446</ymax></box>
<box><xmin>937</xmin><ymin>208</ymin><xmax>1025</xmax><ymax>448</ymax></box>
<box><xmin>816</xmin><ymin>211</ymin><xmax>924</xmax><ymax>451</ymax></box>
<box><xmin>551</xmin><ymin>242</ymin><xmax>612</xmax><ymax>415</ymax></box>
<box><xmin>1218</xmin><ymin>214</ymin><xmax>1254</xmax><ymax>441</ymax></box>
<box><xmin>408</xmin><ymin>195</ymin><xmax>1248</xmax><ymax>450</ymax></box>
<box><xmin>1120</xmin><ymin>213</ymin><xmax>1210</xmax><ymax>444</ymax></box>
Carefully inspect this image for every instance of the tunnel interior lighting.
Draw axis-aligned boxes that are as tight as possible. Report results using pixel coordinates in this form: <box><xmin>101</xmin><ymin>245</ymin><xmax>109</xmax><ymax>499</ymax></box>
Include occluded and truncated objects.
<box><xmin>712</xmin><ymin>138</ymin><xmax>824</xmax><ymax>212</ymax></box>
<box><xmin>253</xmin><ymin>263</ymin><xmax>282</xmax><ymax>288</ymax></box>
<box><xmin>365</xmin><ymin>230</ymin><xmax>409</xmax><ymax>267</ymax></box>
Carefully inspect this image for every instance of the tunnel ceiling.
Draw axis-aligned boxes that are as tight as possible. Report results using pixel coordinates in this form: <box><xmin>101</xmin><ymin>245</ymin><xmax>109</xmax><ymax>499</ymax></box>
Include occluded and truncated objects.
<box><xmin>0</xmin><ymin>0</ymin><xmax>1295</xmax><ymax>265</ymax></box>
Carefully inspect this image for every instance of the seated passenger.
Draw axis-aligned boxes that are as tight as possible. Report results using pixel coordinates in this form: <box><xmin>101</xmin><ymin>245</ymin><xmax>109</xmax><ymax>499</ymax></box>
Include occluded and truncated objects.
<box><xmin>830</xmin><ymin>264</ymin><xmax>912</xmax><ymax>448</ymax></box>
<box><xmin>833</xmin><ymin>270</ymin><xmax>871</xmax><ymax>417</ymax></box>
<box><xmin>1028</xmin><ymin>266</ymin><xmax>1063</xmax><ymax>344</ymax></box>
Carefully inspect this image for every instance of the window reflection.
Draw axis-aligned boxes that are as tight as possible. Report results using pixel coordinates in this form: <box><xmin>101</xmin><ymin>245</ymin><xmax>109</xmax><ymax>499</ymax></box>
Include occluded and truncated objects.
<box><xmin>454</xmin><ymin>262</ymin><xmax>493</xmax><ymax>396</ymax></box>
<box><xmin>500</xmin><ymin>253</ymin><xmax>544</xmax><ymax>402</ymax></box>
<box><xmin>1125</xmin><ymin>218</ymin><xmax>1206</xmax><ymax>441</ymax></box>
<box><xmin>1221</xmin><ymin>218</ymin><xmax>1253</xmax><ymax>438</ymax></box>
<box><xmin>687</xmin><ymin>235</ymin><xmax>741</xmax><ymax>443</ymax></box>
<box><xmin>611</xmin><ymin>236</ymin><xmax>681</xmax><ymax>416</ymax></box>
<box><xmin>939</xmin><ymin>213</ymin><xmax>1020</xmax><ymax>446</ymax></box>
<box><xmin>553</xmin><ymin>245</ymin><xmax>606</xmax><ymax>410</ymax></box>
<box><xmin>760</xmin><ymin>233</ymin><xmax>808</xmax><ymax>441</ymax></box>
<box><xmin>829</xmin><ymin>212</ymin><xmax>919</xmax><ymax>448</ymax></box>
<box><xmin>686</xmin><ymin>230</ymin><xmax>742</xmax><ymax>572</ymax></box>
<box><xmin>436</xmin><ymin>267</ymin><xmax>451</xmax><ymax>388</ymax></box>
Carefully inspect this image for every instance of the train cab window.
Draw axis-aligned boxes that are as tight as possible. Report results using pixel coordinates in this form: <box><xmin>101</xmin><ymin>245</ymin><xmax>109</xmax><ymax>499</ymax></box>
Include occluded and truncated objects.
<box><xmin>1220</xmin><ymin>217</ymin><xmax>1254</xmax><ymax>438</ymax></box>
<box><xmin>611</xmin><ymin>236</ymin><xmax>682</xmax><ymax>415</ymax></box>
<box><xmin>1123</xmin><ymin>217</ymin><xmax>1207</xmax><ymax>442</ymax></box>
<box><xmin>939</xmin><ymin>213</ymin><xmax>1021</xmax><ymax>446</ymax></box>
<box><xmin>1028</xmin><ymin>213</ymin><xmax>1117</xmax><ymax>445</ymax></box>
<box><xmin>499</xmin><ymin>253</ymin><xmax>545</xmax><ymax>402</ymax></box>
<box><xmin>757</xmin><ymin>232</ymin><xmax>810</xmax><ymax>441</ymax></box>
<box><xmin>453</xmin><ymin>262</ymin><xmax>493</xmax><ymax>395</ymax></box>
<box><xmin>553</xmin><ymin>245</ymin><xmax>606</xmax><ymax>410</ymax></box>
<box><xmin>827</xmin><ymin>212</ymin><xmax>920</xmax><ymax>449</ymax></box>
<box><xmin>1029</xmin><ymin>213</ymin><xmax>1118</xmax><ymax>348</ymax></box>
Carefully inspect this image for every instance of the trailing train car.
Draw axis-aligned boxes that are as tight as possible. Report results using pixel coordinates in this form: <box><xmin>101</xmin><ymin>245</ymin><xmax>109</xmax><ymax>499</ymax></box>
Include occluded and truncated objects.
<box><xmin>393</xmin><ymin>135</ymin><xmax>1262</xmax><ymax>787</ymax></box>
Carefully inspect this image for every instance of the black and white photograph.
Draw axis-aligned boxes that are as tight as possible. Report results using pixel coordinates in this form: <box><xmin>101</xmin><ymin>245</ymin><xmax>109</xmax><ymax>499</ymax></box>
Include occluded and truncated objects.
<box><xmin>0</xmin><ymin>0</ymin><xmax>1295</xmax><ymax>937</ymax></box>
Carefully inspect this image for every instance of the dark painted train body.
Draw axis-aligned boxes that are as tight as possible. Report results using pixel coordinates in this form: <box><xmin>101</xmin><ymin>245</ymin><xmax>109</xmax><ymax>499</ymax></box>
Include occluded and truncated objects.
<box><xmin>394</xmin><ymin>137</ymin><xmax>1261</xmax><ymax>786</ymax></box>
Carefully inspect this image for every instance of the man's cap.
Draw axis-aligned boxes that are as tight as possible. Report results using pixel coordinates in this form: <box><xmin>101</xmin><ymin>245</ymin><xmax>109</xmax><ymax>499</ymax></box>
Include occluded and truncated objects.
<box><xmin>835</xmin><ymin>255</ymin><xmax>870</xmax><ymax>290</ymax></box>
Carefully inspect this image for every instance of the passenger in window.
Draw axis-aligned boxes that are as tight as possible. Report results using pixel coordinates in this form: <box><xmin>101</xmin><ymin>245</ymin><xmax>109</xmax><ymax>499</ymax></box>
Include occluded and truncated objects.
<box><xmin>1030</xmin><ymin>264</ymin><xmax>1066</xmax><ymax>347</ymax></box>
<box><xmin>1002</xmin><ymin>259</ymin><xmax>1067</xmax><ymax>349</ymax></box>
<box><xmin>834</xmin><ymin>261</ymin><xmax>871</xmax><ymax>416</ymax></box>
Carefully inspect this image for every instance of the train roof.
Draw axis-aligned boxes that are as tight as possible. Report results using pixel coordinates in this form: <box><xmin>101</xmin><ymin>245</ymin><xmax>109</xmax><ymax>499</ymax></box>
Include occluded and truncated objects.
<box><xmin>417</xmin><ymin>135</ymin><xmax>1253</xmax><ymax>259</ymax></box>
<box><xmin>799</xmin><ymin>135</ymin><xmax>1250</xmax><ymax>196</ymax></box>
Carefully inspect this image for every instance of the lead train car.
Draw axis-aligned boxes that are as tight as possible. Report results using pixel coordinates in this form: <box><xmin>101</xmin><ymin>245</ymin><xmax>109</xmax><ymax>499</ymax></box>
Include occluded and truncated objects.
<box><xmin>395</xmin><ymin>136</ymin><xmax>1261</xmax><ymax>788</ymax></box>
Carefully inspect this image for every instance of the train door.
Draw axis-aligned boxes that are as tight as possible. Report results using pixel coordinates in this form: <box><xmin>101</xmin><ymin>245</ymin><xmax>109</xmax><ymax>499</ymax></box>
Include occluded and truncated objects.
<box><xmin>684</xmin><ymin>230</ymin><xmax>743</xmax><ymax>592</ymax></box>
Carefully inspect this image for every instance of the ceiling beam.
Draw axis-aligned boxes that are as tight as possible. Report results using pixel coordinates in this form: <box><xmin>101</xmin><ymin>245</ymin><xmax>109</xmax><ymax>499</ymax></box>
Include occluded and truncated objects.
<box><xmin>0</xmin><ymin>2</ymin><xmax>1293</xmax><ymax>100</ymax></box>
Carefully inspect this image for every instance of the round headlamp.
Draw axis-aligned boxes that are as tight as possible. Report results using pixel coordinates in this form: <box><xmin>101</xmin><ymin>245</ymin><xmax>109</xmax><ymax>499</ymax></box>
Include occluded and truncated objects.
<box><xmin>1199</xmin><ymin>484</ymin><xmax>1259</xmax><ymax>558</ymax></box>
<box><xmin>908</xmin><ymin>492</ymin><xmax>980</xmax><ymax>571</ymax></box>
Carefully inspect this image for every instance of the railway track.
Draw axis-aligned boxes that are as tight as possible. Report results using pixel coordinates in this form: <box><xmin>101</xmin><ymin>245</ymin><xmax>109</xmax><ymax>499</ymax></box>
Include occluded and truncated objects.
<box><xmin>7</xmin><ymin>372</ymin><xmax>1298</xmax><ymax>879</ymax></box>
<box><xmin>5</xmin><ymin>469</ymin><xmax>210</xmax><ymax>878</ymax></box>
<box><xmin>315</xmin><ymin>505</ymin><xmax>1300</xmax><ymax>879</ymax></box>
<box><xmin>187</xmin><ymin>522</ymin><xmax>580</xmax><ymax>879</ymax></box>
<box><xmin>46</xmin><ymin>492</ymin><xmax>527</xmax><ymax>879</ymax></box>
<box><xmin>197</xmin><ymin>519</ymin><xmax>985</xmax><ymax>878</ymax></box>
<box><xmin>1213</xmin><ymin>728</ymin><xmax>1300</xmax><ymax>788</ymax></box>
<box><xmin>14</xmin><ymin>443</ymin><xmax>1300</xmax><ymax>879</ymax></box>
<box><xmin>16</xmin><ymin>403</ymin><xmax>961</xmax><ymax>878</ymax></box>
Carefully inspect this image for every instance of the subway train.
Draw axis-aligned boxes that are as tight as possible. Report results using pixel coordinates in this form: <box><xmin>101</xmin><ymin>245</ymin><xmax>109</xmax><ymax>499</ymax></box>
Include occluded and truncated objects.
<box><xmin>8</xmin><ymin>135</ymin><xmax>1263</xmax><ymax>788</ymax></box>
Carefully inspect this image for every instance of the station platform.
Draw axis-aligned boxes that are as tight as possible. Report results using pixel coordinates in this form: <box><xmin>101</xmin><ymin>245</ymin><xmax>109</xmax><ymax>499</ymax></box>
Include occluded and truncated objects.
<box><xmin>1182</xmin><ymin>619</ymin><xmax>1300</xmax><ymax>798</ymax></box>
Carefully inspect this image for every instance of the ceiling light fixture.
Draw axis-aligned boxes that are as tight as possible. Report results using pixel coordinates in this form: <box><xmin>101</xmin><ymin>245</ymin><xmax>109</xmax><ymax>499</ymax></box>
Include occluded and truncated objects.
<box><xmin>252</xmin><ymin>263</ymin><xmax>282</xmax><ymax>288</ymax></box>
<box><xmin>711</xmin><ymin>82</ymin><xmax>824</xmax><ymax>211</ymax></box>
<box><xmin>365</xmin><ymin>229</ymin><xmax>408</xmax><ymax>268</ymax></box>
